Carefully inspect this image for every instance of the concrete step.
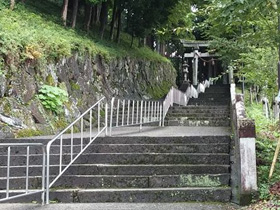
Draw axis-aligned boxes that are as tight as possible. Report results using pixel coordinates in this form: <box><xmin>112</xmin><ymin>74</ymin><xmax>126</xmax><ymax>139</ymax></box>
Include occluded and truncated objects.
<box><xmin>170</xmin><ymin>105</ymin><xmax>229</xmax><ymax>110</ymax></box>
<box><xmin>96</xmin><ymin>136</ymin><xmax>231</xmax><ymax>144</ymax></box>
<box><xmin>197</xmin><ymin>93</ymin><xmax>230</xmax><ymax>97</ymax></box>
<box><xmin>169</xmin><ymin>110</ymin><xmax>229</xmax><ymax>115</ymax></box>
<box><xmin>187</xmin><ymin>102</ymin><xmax>230</xmax><ymax>106</ymax></box>
<box><xmin>165</xmin><ymin>116</ymin><xmax>230</xmax><ymax>121</ymax></box>
<box><xmin>0</xmin><ymin>174</ymin><xmax>230</xmax><ymax>189</ymax></box>
<box><xmin>189</xmin><ymin>98</ymin><xmax>230</xmax><ymax>103</ymax></box>
<box><xmin>0</xmin><ymin>136</ymin><xmax>231</xmax><ymax>146</ymax></box>
<box><xmin>0</xmin><ymin>187</ymin><xmax>231</xmax><ymax>203</ymax></box>
<box><xmin>191</xmin><ymin>100</ymin><xmax>230</xmax><ymax>105</ymax></box>
<box><xmin>166</xmin><ymin>119</ymin><xmax>230</xmax><ymax>127</ymax></box>
<box><xmin>0</xmin><ymin>164</ymin><xmax>230</xmax><ymax>177</ymax></box>
<box><xmin>0</xmin><ymin>153</ymin><xmax>230</xmax><ymax>166</ymax></box>
<box><xmin>0</xmin><ymin>143</ymin><xmax>230</xmax><ymax>155</ymax></box>
<box><xmin>166</xmin><ymin>113</ymin><xmax>230</xmax><ymax>118</ymax></box>
<box><xmin>203</xmin><ymin>90</ymin><xmax>229</xmax><ymax>93</ymax></box>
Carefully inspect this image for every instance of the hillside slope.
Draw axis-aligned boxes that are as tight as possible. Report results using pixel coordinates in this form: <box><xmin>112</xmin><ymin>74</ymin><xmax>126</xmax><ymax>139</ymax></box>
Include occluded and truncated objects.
<box><xmin>0</xmin><ymin>1</ymin><xmax>176</xmax><ymax>138</ymax></box>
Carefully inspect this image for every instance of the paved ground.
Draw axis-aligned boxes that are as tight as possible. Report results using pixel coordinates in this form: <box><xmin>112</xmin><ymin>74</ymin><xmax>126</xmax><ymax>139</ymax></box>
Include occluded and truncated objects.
<box><xmin>0</xmin><ymin>203</ymin><xmax>240</xmax><ymax>210</ymax></box>
<box><xmin>17</xmin><ymin>126</ymin><xmax>231</xmax><ymax>141</ymax></box>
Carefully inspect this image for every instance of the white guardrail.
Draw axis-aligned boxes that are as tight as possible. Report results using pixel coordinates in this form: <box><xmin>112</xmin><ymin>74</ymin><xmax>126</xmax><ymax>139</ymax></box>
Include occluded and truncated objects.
<box><xmin>46</xmin><ymin>97</ymin><xmax>107</xmax><ymax>204</ymax></box>
<box><xmin>109</xmin><ymin>98</ymin><xmax>163</xmax><ymax>135</ymax></box>
<box><xmin>0</xmin><ymin>143</ymin><xmax>46</xmax><ymax>204</ymax></box>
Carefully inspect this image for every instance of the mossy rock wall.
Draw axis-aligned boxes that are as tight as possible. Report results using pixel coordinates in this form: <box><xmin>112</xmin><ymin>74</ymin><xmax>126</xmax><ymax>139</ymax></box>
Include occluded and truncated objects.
<box><xmin>0</xmin><ymin>53</ymin><xmax>176</xmax><ymax>137</ymax></box>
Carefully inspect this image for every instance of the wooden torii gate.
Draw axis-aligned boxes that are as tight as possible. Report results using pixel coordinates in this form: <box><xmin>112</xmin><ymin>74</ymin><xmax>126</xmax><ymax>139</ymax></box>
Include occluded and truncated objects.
<box><xmin>181</xmin><ymin>40</ymin><xmax>220</xmax><ymax>86</ymax></box>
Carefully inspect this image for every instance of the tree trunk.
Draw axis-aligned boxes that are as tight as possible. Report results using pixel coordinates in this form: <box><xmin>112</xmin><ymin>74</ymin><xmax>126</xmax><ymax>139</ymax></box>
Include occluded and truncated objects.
<box><xmin>145</xmin><ymin>35</ymin><xmax>154</xmax><ymax>50</ymax></box>
<box><xmin>115</xmin><ymin>9</ymin><xmax>122</xmax><ymax>43</ymax></box>
<box><xmin>110</xmin><ymin>0</ymin><xmax>117</xmax><ymax>40</ymax></box>
<box><xmin>92</xmin><ymin>4</ymin><xmax>102</xmax><ymax>25</ymax></box>
<box><xmin>99</xmin><ymin>1</ymin><xmax>108</xmax><ymax>39</ymax></box>
<box><xmin>61</xmin><ymin>0</ymin><xmax>69</xmax><ymax>26</ymax></box>
<box><xmin>130</xmin><ymin>35</ymin><xmax>134</xmax><ymax>48</ymax></box>
<box><xmin>10</xmin><ymin>0</ymin><xmax>15</xmax><ymax>10</ymax></box>
<box><xmin>138</xmin><ymin>38</ymin><xmax>145</xmax><ymax>48</ymax></box>
<box><xmin>71</xmin><ymin>0</ymin><xmax>79</xmax><ymax>29</ymax></box>
<box><xmin>85</xmin><ymin>4</ymin><xmax>93</xmax><ymax>32</ymax></box>
<box><xmin>159</xmin><ymin>41</ymin><xmax>166</xmax><ymax>56</ymax></box>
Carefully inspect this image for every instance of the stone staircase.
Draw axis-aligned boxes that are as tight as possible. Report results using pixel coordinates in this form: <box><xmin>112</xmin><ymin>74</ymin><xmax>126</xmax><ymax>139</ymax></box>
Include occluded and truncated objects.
<box><xmin>0</xmin><ymin>135</ymin><xmax>231</xmax><ymax>203</ymax></box>
<box><xmin>0</xmin><ymin>84</ymin><xmax>232</xmax><ymax>204</ymax></box>
<box><xmin>165</xmin><ymin>85</ymin><xmax>230</xmax><ymax>126</ymax></box>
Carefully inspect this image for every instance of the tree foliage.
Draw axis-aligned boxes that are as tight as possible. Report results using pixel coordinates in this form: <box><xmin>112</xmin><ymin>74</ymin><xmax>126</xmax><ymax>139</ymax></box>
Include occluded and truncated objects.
<box><xmin>196</xmin><ymin>0</ymin><xmax>280</xmax><ymax>98</ymax></box>
<box><xmin>6</xmin><ymin>0</ymin><xmax>196</xmax><ymax>56</ymax></box>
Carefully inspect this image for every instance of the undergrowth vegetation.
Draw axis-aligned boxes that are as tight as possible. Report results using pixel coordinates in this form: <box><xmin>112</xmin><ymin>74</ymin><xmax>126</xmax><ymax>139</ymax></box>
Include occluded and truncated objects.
<box><xmin>0</xmin><ymin>1</ymin><xmax>169</xmax><ymax>70</ymax></box>
<box><xmin>38</xmin><ymin>85</ymin><xmax>68</xmax><ymax>114</ymax></box>
<box><xmin>246</xmin><ymin>102</ymin><xmax>280</xmax><ymax>203</ymax></box>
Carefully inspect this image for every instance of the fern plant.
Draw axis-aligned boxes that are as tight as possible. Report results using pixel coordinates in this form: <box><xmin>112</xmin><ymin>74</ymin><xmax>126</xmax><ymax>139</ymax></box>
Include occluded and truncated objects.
<box><xmin>38</xmin><ymin>85</ymin><xmax>68</xmax><ymax>114</ymax></box>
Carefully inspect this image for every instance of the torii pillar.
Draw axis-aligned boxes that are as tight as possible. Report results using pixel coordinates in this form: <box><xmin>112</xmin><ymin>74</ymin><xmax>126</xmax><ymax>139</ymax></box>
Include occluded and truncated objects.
<box><xmin>193</xmin><ymin>50</ymin><xmax>199</xmax><ymax>86</ymax></box>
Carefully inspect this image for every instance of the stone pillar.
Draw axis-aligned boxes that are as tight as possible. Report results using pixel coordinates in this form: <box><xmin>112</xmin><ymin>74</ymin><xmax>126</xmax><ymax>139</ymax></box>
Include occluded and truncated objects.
<box><xmin>193</xmin><ymin>50</ymin><xmax>199</xmax><ymax>86</ymax></box>
<box><xmin>238</xmin><ymin>119</ymin><xmax>257</xmax><ymax>205</ymax></box>
<box><xmin>208</xmin><ymin>60</ymin><xmax>212</xmax><ymax>80</ymax></box>
<box><xmin>213</xmin><ymin>61</ymin><xmax>217</xmax><ymax>84</ymax></box>
<box><xmin>223</xmin><ymin>73</ymin><xmax>228</xmax><ymax>84</ymax></box>
<box><xmin>229</xmin><ymin>67</ymin><xmax>233</xmax><ymax>84</ymax></box>
<box><xmin>231</xmin><ymin>94</ymin><xmax>258</xmax><ymax>205</ymax></box>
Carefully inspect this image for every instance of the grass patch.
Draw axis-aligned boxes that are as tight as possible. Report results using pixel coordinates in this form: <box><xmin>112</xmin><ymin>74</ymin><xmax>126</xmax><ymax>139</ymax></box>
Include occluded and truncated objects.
<box><xmin>16</xmin><ymin>128</ymin><xmax>43</xmax><ymax>138</ymax></box>
<box><xmin>0</xmin><ymin>0</ymin><xmax>170</xmax><ymax>69</ymax></box>
<box><xmin>246</xmin><ymin>102</ymin><xmax>280</xmax><ymax>200</ymax></box>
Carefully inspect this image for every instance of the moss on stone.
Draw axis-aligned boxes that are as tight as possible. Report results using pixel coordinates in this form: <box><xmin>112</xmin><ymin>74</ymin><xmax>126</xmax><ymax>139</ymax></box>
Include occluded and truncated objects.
<box><xmin>53</xmin><ymin>117</ymin><xmax>68</xmax><ymax>130</ymax></box>
<box><xmin>146</xmin><ymin>81</ymin><xmax>172</xmax><ymax>99</ymax></box>
<box><xmin>16</xmin><ymin>128</ymin><xmax>43</xmax><ymax>138</ymax></box>
<box><xmin>70</xmin><ymin>81</ymin><xmax>80</xmax><ymax>91</ymax></box>
<box><xmin>179</xmin><ymin>175</ymin><xmax>222</xmax><ymax>187</ymax></box>
<box><xmin>46</xmin><ymin>74</ymin><xmax>55</xmax><ymax>86</ymax></box>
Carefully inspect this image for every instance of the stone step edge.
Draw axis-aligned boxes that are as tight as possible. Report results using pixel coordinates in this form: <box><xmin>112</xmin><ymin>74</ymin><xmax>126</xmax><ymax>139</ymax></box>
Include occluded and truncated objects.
<box><xmin>0</xmin><ymin>173</ymin><xmax>231</xmax><ymax>180</ymax></box>
<box><xmin>0</xmin><ymin>186</ymin><xmax>231</xmax><ymax>194</ymax></box>
<box><xmin>0</xmin><ymin>163</ymin><xmax>231</xmax><ymax>168</ymax></box>
<box><xmin>0</xmin><ymin>152</ymin><xmax>230</xmax><ymax>157</ymax></box>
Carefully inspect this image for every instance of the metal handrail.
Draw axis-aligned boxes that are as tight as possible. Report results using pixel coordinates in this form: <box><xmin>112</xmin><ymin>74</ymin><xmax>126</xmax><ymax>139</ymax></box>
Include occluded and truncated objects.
<box><xmin>0</xmin><ymin>143</ymin><xmax>46</xmax><ymax>204</ymax></box>
<box><xmin>162</xmin><ymin>86</ymin><xmax>190</xmax><ymax>126</ymax></box>
<box><xmin>109</xmin><ymin>97</ymin><xmax>162</xmax><ymax>135</ymax></box>
<box><xmin>45</xmin><ymin>97</ymin><xmax>107</xmax><ymax>204</ymax></box>
<box><xmin>162</xmin><ymin>81</ymin><xmax>212</xmax><ymax>126</ymax></box>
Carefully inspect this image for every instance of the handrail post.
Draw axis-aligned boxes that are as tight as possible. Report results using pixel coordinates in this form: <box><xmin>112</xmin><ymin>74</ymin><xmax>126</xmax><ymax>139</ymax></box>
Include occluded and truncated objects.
<box><xmin>105</xmin><ymin>102</ymin><xmax>108</xmax><ymax>136</ymax></box>
<box><xmin>159</xmin><ymin>103</ymin><xmax>162</xmax><ymax>126</ymax></box>
<box><xmin>132</xmin><ymin>100</ymin><xmax>135</xmax><ymax>125</ymax></box>
<box><xmin>140</xmin><ymin>101</ymin><xmax>143</xmax><ymax>131</ymax></box>
<box><xmin>162</xmin><ymin>101</ymin><xmax>165</xmax><ymax>127</ymax></box>
<box><xmin>171</xmin><ymin>87</ymin><xmax>174</xmax><ymax>106</ymax></box>
<box><xmin>41</xmin><ymin>146</ymin><xmax>46</xmax><ymax>205</ymax></box>
<box><xmin>127</xmin><ymin>100</ymin><xmax>130</xmax><ymax>125</ymax></box>
<box><xmin>46</xmin><ymin>146</ymin><xmax>50</xmax><ymax>204</ymax></box>
<box><xmin>110</xmin><ymin>97</ymin><xmax>115</xmax><ymax>136</ymax></box>
<box><xmin>116</xmin><ymin>99</ymin><xmax>120</xmax><ymax>127</ymax></box>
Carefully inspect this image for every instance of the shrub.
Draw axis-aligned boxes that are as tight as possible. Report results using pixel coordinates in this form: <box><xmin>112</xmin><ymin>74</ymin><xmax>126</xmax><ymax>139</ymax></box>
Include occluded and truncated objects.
<box><xmin>38</xmin><ymin>85</ymin><xmax>68</xmax><ymax>114</ymax></box>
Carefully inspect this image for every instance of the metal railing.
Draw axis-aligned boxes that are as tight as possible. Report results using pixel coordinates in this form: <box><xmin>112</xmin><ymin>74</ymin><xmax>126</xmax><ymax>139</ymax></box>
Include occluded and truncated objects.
<box><xmin>46</xmin><ymin>97</ymin><xmax>107</xmax><ymax>204</ymax></box>
<box><xmin>109</xmin><ymin>97</ymin><xmax>162</xmax><ymax>135</ymax></box>
<box><xmin>0</xmin><ymin>143</ymin><xmax>46</xmax><ymax>204</ymax></box>
<box><xmin>162</xmin><ymin>81</ymin><xmax>213</xmax><ymax>125</ymax></box>
<box><xmin>162</xmin><ymin>87</ymin><xmax>190</xmax><ymax>126</ymax></box>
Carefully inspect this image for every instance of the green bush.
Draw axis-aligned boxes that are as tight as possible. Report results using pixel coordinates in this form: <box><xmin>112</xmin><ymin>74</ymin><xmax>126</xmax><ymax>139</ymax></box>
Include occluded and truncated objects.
<box><xmin>38</xmin><ymin>85</ymin><xmax>68</xmax><ymax>114</ymax></box>
<box><xmin>246</xmin><ymin>102</ymin><xmax>280</xmax><ymax>200</ymax></box>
